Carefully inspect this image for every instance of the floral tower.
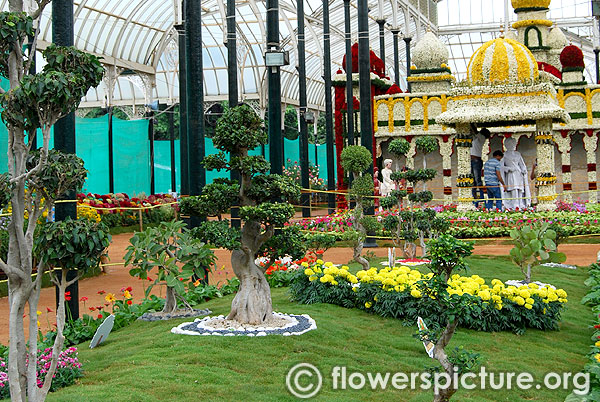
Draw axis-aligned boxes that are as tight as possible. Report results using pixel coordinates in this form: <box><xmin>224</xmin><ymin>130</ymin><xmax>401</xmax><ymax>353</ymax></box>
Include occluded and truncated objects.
<box><xmin>407</xmin><ymin>32</ymin><xmax>454</xmax><ymax>93</ymax></box>
<box><xmin>511</xmin><ymin>0</ymin><xmax>553</xmax><ymax>63</ymax></box>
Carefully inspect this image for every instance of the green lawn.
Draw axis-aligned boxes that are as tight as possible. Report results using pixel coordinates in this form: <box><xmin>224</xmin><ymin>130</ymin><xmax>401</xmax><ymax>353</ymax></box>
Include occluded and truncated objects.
<box><xmin>48</xmin><ymin>255</ymin><xmax>592</xmax><ymax>401</ymax></box>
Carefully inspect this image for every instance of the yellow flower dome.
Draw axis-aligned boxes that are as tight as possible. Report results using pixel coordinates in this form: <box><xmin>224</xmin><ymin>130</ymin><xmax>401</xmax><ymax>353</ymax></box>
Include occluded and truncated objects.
<box><xmin>467</xmin><ymin>38</ymin><xmax>539</xmax><ymax>85</ymax></box>
<box><xmin>511</xmin><ymin>0</ymin><xmax>551</xmax><ymax>10</ymax></box>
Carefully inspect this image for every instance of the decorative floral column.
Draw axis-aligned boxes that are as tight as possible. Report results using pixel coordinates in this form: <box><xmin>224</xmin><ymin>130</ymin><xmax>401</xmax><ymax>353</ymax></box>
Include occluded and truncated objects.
<box><xmin>554</xmin><ymin>130</ymin><xmax>572</xmax><ymax>203</ymax></box>
<box><xmin>405</xmin><ymin>136</ymin><xmax>416</xmax><ymax>193</ymax></box>
<box><xmin>535</xmin><ymin>119</ymin><xmax>557</xmax><ymax>211</ymax></box>
<box><xmin>584</xmin><ymin>129</ymin><xmax>598</xmax><ymax>203</ymax></box>
<box><xmin>334</xmin><ymin>80</ymin><xmax>347</xmax><ymax>209</ymax></box>
<box><xmin>438</xmin><ymin>135</ymin><xmax>454</xmax><ymax>203</ymax></box>
<box><xmin>455</xmin><ymin>123</ymin><xmax>475</xmax><ymax>212</ymax></box>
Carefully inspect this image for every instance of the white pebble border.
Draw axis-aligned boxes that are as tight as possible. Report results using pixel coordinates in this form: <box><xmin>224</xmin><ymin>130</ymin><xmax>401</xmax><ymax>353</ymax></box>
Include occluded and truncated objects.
<box><xmin>540</xmin><ymin>262</ymin><xmax>577</xmax><ymax>270</ymax></box>
<box><xmin>505</xmin><ymin>280</ymin><xmax>556</xmax><ymax>290</ymax></box>
<box><xmin>171</xmin><ymin>312</ymin><xmax>317</xmax><ymax>337</ymax></box>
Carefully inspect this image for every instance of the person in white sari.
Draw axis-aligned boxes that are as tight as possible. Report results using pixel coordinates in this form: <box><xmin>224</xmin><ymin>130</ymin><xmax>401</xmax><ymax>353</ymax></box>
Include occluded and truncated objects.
<box><xmin>500</xmin><ymin>137</ymin><xmax>531</xmax><ymax>210</ymax></box>
<box><xmin>380</xmin><ymin>159</ymin><xmax>395</xmax><ymax>197</ymax></box>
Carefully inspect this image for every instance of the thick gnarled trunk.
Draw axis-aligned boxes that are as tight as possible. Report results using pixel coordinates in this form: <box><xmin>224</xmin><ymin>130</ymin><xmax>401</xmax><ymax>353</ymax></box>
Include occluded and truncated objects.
<box><xmin>227</xmin><ymin>221</ymin><xmax>273</xmax><ymax>324</ymax></box>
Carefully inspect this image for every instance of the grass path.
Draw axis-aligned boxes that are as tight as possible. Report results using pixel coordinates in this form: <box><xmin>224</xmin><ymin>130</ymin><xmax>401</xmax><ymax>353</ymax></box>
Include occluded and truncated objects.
<box><xmin>48</xmin><ymin>256</ymin><xmax>591</xmax><ymax>401</ymax></box>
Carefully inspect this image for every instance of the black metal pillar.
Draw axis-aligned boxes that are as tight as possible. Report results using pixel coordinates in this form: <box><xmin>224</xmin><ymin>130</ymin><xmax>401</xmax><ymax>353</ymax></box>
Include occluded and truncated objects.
<box><xmin>169</xmin><ymin>108</ymin><xmax>176</xmax><ymax>192</ymax></box>
<box><xmin>323</xmin><ymin>0</ymin><xmax>335</xmax><ymax>214</ymax></box>
<box><xmin>391</xmin><ymin>29</ymin><xmax>400</xmax><ymax>87</ymax></box>
<box><xmin>176</xmin><ymin>4</ymin><xmax>189</xmax><ymax>197</ymax></box>
<box><xmin>343</xmin><ymin>0</ymin><xmax>354</xmax><ymax>146</ymax></box>
<box><xmin>52</xmin><ymin>0</ymin><xmax>79</xmax><ymax>319</ymax></box>
<box><xmin>108</xmin><ymin>107</ymin><xmax>114</xmax><ymax>193</ymax></box>
<box><xmin>227</xmin><ymin>0</ymin><xmax>240</xmax><ymax>227</ymax></box>
<box><xmin>148</xmin><ymin>110</ymin><xmax>155</xmax><ymax>195</ymax></box>
<box><xmin>358</xmin><ymin>0</ymin><xmax>377</xmax><ymax>248</ymax></box>
<box><xmin>267</xmin><ymin>0</ymin><xmax>283</xmax><ymax>175</ymax></box>
<box><xmin>186</xmin><ymin>0</ymin><xmax>206</xmax><ymax>227</ymax></box>
<box><xmin>404</xmin><ymin>36</ymin><xmax>412</xmax><ymax>92</ymax></box>
<box><xmin>377</xmin><ymin>19</ymin><xmax>386</xmax><ymax>70</ymax></box>
<box><xmin>298</xmin><ymin>0</ymin><xmax>310</xmax><ymax>218</ymax></box>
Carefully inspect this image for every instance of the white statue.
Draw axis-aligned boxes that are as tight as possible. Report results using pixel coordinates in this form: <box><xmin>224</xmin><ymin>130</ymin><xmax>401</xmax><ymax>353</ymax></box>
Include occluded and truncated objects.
<box><xmin>380</xmin><ymin>158</ymin><xmax>395</xmax><ymax>197</ymax></box>
<box><xmin>500</xmin><ymin>137</ymin><xmax>531</xmax><ymax>210</ymax></box>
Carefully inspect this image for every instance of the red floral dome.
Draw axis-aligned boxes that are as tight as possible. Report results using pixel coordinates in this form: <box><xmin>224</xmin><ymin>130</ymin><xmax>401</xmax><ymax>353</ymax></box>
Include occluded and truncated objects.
<box><xmin>560</xmin><ymin>45</ymin><xmax>584</xmax><ymax>69</ymax></box>
<box><xmin>386</xmin><ymin>84</ymin><xmax>403</xmax><ymax>94</ymax></box>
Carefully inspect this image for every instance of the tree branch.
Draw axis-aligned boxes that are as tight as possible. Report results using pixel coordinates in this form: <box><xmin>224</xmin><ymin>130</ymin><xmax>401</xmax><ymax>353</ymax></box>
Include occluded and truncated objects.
<box><xmin>30</xmin><ymin>0</ymin><xmax>52</xmax><ymax>20</ymax></box>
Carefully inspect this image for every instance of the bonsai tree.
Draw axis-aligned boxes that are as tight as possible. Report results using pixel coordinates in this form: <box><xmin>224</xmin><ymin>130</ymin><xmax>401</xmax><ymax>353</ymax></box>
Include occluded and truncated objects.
<box><xmin>181</xmin><ymin>104</ymin><xmax>299</xmax><ymax>325</ymax></box>
<box><xmin>382</xmin><ymin>139</ymin><xmax>446</xmax><ymax>258</ymax></box>
<box><xmin>509</xmin><ymin>222</ymin><xmax>566</xmax><ymax>283</ymax></box>
<box><xmin>418</xmin><ymin>235</ymin><xmax>480</xmax><ymax>402</ymax></box>
<box><xmin>304</xmin><ymin>232</ymin><xmax>337</xmax><ymax>260</ymax></box>
<box><xmin>33</xmin><ymin>217</ymin><xmax>110</xmax><ymax>369</ymax></box>
<box><xmin>0</xmin><ymin>7</ymin><xmax>104</xmax><ymax>400</ymax></box>
<box><xmin>340</xmin><ymin>145</ymin><xmax>375</xmax><ymax>270</ymax></box>
<box><xmin>125</xmin><ymin>220</ymin><xmax>216</xmax><ymax>315</ymax></box>
<box><xmin>415</xmin><ymin>136</ymin><xmax>438</xmax><ymax>190</ymax></box>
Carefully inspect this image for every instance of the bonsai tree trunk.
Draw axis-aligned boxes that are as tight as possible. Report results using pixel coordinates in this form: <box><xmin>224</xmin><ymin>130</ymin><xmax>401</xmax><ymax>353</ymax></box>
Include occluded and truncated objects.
<box><xmin>228</xmin><ymin>221</ymin><xmax>273</xmax><ymax>324</ymax></box>
<box><xmin>163</xmin><ymin>286</ymin><xmax>178</xmax><ymax>314</ymax></box>
<box><xmin>433</xmin><ymin>320</ymin><xmax>459</xmax><ymax>402</ymax></box>
<box><xmin>353</xmin><ymin>239</ymin><xmax>369</xmax><ymax>270</ymax></box>
<box><xmin>419</xmin><ymin>232</ymin><xmax>427</xmax><ymax>258</ymax></box>
<box><xmin>525</xmin><ymin>263</ymin><xmax>532</xmax><ymax>284</ymax></box>
<box><xmin>352</xmin><ymin>201</ymin><xmax>369</xmax><ymax>270</ymax></box>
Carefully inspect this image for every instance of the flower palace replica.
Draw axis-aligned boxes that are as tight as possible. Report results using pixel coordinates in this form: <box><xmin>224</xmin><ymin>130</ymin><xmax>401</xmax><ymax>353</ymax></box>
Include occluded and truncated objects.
<box><xmin>331</xmin><ymin>0</ymin><xmax>600</xmax><ymax>212</ymax></box>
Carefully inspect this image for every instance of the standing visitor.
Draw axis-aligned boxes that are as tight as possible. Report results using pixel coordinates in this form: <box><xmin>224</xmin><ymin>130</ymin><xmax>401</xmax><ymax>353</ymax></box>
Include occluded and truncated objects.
<box><xmin>380</xmin><ymin>158</ymin><xmax>394</xmax><ymax>197</ymax></box>
<box><xmin>501</xmin><ymin>137</ymin><xmax>531</xmax><ymax>210</ymax></box>
<box><xmin>470</xmin><ymin>125</ymin><xmax>490</xmax><ymax>207</ymax></box>
<box><xmin>373</xmin><ymin>167</ymin><xmax>381</xmax><ymax>208</ymax></box>
<box><xmin>483</xmin><ymin>150</ymin><xmax>507</xmax><ymax>210</ymax></box>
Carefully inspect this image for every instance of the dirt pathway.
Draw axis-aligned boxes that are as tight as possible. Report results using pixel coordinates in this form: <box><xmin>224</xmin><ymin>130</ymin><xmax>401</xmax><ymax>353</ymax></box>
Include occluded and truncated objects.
<box><xmin>0</xmin><ymin>233</ymin><xmax>597</xmax><ymax>344</ymax></box>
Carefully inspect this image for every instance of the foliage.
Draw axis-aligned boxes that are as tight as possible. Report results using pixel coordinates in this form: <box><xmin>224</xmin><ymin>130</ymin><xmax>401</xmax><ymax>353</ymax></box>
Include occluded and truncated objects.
<box><xmin>190</xmin><ymin>220</ymin><xmax>241</xmax><ymax>250</ymax></box>
<box><xmin>388</xmin><ymin>138</ymin><xmax>410</xmax><ymax>157</ymax></box>
<box><xmin>426</xmin><ymin>235</ymin><xmax>474</xmax><ymax>281</ymax></box>
<box><xmin>213</xmin><ymin>104</ymin><xmax>266</xmax><ymax>153</ymax></box>
<box><xmin>179</xmin><ymin>182</ymin><xmax>239</xmax><ymax>219</ymax></box>
<box><xmin>304</xmin><ymin>232</ymin><xmax>338</xmax><ymax>256</ymax></box>
<box><xmin>26</xmin><ymin>149</ymin><xmax>87</xmax><ymax>201</ymax></box>
<box><xmin>125</xmin><ymin>221</ymin><xmax>216</xmax><ymax>299</ymax></box>
<box><xmin>508</xmin><ymin>222</ymin><xmax>566</xmax><ymax>283</ymax></box>
<box><xmin>239</xmin><ymin>203</ymin><xmax>295</xmax><ymax>227</ymax></box>
<box><xmin>246</xmin><ymin>174</ymin><xmax>300</xmax><ymax>204</ymax></box>
<box><xmin>0</xmin><ymin>12</ymin><xmax>34</xmax><ymax>77</ymax></box>
<box><xmin>260</xmin><ymin>226</ymin><xmax>307</xmax><ymax>264</ymax></box>
<box><xmin>2</xmin><ymin>46</ymin><xmax>103</xmax><ymax>133</ymax></box>
<box><xmin>289</xmin><ymin>260</ymin><xmax>566</xmax><ymax>333</ymax></box>
<box><xmin>34</xmin><ymin>218</ymin><xmax>111</xmax><ymax>273</ymax></box>
<box><xmin>340</xmin><ymin>145</ymin><xmax>372</xmax><ymax>174</ymax></box>
<box><xmin>415</xmin><ymin>136</ymin><xmax>439</xmax><ymax>154</ymax></box>
<box><xmin>349</xmin><ymin>174</ymin><xmax>374</xmax><ymax>208</ymax></box>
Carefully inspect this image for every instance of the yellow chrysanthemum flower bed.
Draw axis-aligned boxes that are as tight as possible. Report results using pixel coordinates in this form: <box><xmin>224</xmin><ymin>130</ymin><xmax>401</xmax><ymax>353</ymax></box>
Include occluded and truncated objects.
<box><xmin>290</xmin><ymin>260</ymin><xmax>567</xmax><ymax>333</ymax></box>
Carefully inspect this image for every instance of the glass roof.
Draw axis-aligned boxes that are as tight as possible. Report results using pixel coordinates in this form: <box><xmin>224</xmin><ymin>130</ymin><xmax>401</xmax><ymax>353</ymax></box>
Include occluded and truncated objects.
<box><xmin>1</xmin><ymin>0</ymin><xmax>596</xmax><ymax>109</ymax></box>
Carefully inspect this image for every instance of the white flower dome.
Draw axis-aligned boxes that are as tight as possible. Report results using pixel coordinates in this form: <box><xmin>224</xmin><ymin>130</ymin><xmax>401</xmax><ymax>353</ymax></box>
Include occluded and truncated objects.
<box><xmin>411</xmin><ymin>32</ymin><xmax>449</xmax><ymax>70</ymax></box>
<box><xmin>547</xmin><ymin>26</ymin><xmax>568</xmax><ymax>49</ymax></box>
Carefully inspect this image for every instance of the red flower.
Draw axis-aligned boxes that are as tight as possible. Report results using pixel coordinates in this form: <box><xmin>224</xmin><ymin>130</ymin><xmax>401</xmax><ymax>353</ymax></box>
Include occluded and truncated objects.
<box><xmin>89</xmin><ymin>307</ymin><xmax>96</xmax><ymax>311</ymax></box>
<box><xmin>127</xmin><ymin>300</ymin><xmax>133</xmax><ymax>305</ymax></box>
<box><xmin>80</xmin><ymin>296</ymin><xmax>88</xmax><ymax>302</ymax></box>
<box><xmin>46</xmin><ymin>307</ymin><xmax>53</xmax><ymax>313</ymax></box>
<box><xmin>65</xmin><ymin>291</ymin><xmax>71</xmax><ymax>301</ymax></box>
<box><xmin>126</xmin><ymin>286</ymin><xmax>133</xmax><ymax>292</ymax></box>
<box><xmin>97</xmin><ymin>290</ymin><xmax>106</xmax><ymax>295</ymax></box>
<box><xmin>97</xmin><ymin>314</ymin><xmax>103</xmax><ymax>319</ymax></box>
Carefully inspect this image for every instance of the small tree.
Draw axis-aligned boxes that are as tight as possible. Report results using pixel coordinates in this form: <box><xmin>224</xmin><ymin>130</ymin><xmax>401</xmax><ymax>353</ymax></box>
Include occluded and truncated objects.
<box><xmin>125</xmin><ymin>220</ymin><xmax>216</xmax><ymax>315</ymax></box>
<box><xmin>304</xmin><ymin>232</ymin><xmax>337</xmax><ymax>260</ymax></box>
<box><xmin>509</xmin><ymin>222</ymin><xmax>566</xmax><ymax>283</ymax></box>
<box><xmin>0</xmin><ymin>7</ymin><xmax>104</xmax><ymax>399</ymax></box>
<box><xmin>382</xmin><ymin>139</ymin><xmax>446</xmax><ymax>258</ymax></box>
<box><xmin>418</xmin><ymin>235</ymin><xmax>479</xmax><ymax>402</ymax></box>
<box><xmin>181</xmin><ymin>104</ymin><xmax>299</xmax><ymax>324</ymax></box>
<box><xmin>340</xmin><ymin>145</ymin><xmax>375</xmax><ymax>270</ymax></box>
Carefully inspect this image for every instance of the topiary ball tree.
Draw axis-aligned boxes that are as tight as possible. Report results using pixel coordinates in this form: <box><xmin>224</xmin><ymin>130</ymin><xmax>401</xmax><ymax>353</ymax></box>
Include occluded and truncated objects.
<box><xmin>181</xmin><ymin>104</ymin><xmax>299</xmax><ymax>325</ymax></box>
<box><xmin>415</xmin><ymin>135</ymin><xmax>438</xmax><ymax>171</ymax></box>
<box><xmin>340</xmin><ymin>145</ymin><xmax>375</xmax><ymax>270</ymax></box>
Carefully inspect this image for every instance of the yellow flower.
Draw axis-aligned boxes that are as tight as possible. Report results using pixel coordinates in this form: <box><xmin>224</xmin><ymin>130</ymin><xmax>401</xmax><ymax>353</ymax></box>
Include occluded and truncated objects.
<box><xmin>595</xmin><ymin>341</ymin><xmax>600</xmax><ymax>348</ymax></box>
<box><xmin>524</xmin><ymin>303</ymin><xmax>533</xmax><ymax>310</ymax></box>
<box><xmin>301</xmin><ymin>262</ymin><xmax>309</xmax><ymax>268</ymax></box>
<box><xmin>352</xmin><ymin>287</ymin><xmax>358</xmax><ymax>292</ymax></box>
<box><xmin>595</xmin><ymin>354</ymin><xmax>600</xmax><ymax>363</ymax></box>
<box><xmin>105</xmin><ymin>293</ymin><xmax>117</xmax><ymax>303</ymax></box>
<box><xmin>410</xmin><ymin>289</ymin><xmax>422</xmax><ymax>298</ymax></box>
<box><xmin>123</xmin><ymin>290</ymin><xmax>132</xmax><ymax>299</ymax></box>
<box><xmin>324</xmin><ymin>262</ymin><xmax>333</xmax><ymax>267</ymax></box>
<box><xmin>365</xmin><ymin>302</ymin><xmax>372</xmax><ymax>308</ymax></box>
<box><xmin>304</xmin><ymin>268</ymin><xmax>315</xmax><ymax>276</ymax></box>
<box><xmin>193</xmin><ymin>279</ymin><xmax>201</xmax><ymax>287</ymax></box>
<box><xmin>374</xmin><ymin>296</ymin><xmax>378</xmax><ymax>302</ymax></box>
<box><xmin>36</xmin><ymin>311</ymin><xmax>42</xmax><ymax>316</ymax></box>
<box><xmin>514</xmin><ymin>296</ymin><xmax>525</xmax><ymax>306</ymax></box>
<box><xmin>519</xmin><ymin>289</ymin><xmax>531</xmax><ymax>299</ymax></box>
<box><xmin>478</xmin><ymin>290</ymin><xmax>491</xmax><ymax>301</ymax></box>
<box><xmin>316</xmin><ymin>259</ymin><xmax>324</xmax><ymax>265</ymax></box>
<box><xmin>319</xmin><ymin>276</ymin><xmax>329</xmax><ymax>283</ymax></box>
<box><xmin>309</xmin><ymin>275</ymin><xmax>317</xmax><ymax>282</ymax></box>
<box><xmin>525</xmin><ymin>297</ymin><xmax>534</xmax><ymax>305</ymax></box>
<box><xmin>37</xmin><ymin>321</ymin><xmax>40</xmax><ymax>327</ymax></box>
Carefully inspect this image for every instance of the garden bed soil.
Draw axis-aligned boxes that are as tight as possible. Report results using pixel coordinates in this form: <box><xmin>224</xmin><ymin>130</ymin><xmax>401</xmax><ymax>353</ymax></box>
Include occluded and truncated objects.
<box><xmin>0</xmin><ymin>232</ymin><xmax>597</xmax><ymax>344</ymax></box>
